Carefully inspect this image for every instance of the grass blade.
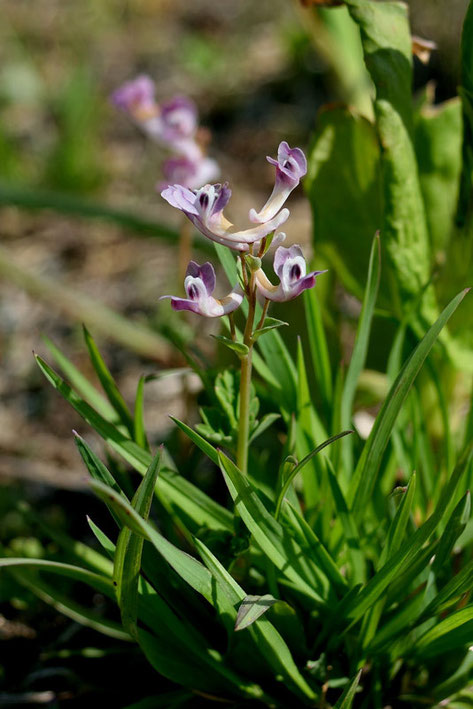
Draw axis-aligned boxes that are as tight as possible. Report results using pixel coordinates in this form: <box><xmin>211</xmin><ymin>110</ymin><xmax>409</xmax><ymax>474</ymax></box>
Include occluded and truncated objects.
<box><xmin>114</xmin><ymin>448</ymin><xmax>162</xmax><ymax>639</ymax></box>
<box><xmin>340</xmin><ymin>232</ymin><xmax>380</xmax><ymax>473</ymax></box>
<box><xmin>83</xmin><ymin>325</ymin><xmax>134</xmax><ymax>435</ymax></box>
<box><xmin>349</xmin><ymin>289</ymin><xmax>470</xmax><ymax>519</ymax></box>
<box><xmin>36</xmin><ymin>355</ymin><xmax>233</xmax><ymax>532</ymax></box>
<box><xmin>218</xmin><ymin>451</ymin><xmax>326</xmax><ymax>603</ymax></box>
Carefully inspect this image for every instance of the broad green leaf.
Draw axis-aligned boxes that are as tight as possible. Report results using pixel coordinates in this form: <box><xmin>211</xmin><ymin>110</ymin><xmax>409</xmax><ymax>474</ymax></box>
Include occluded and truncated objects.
<box><xmin>344</xmin><ymin>0</ymin><xmax>433</xmax><ymax>323</ymax></box>
<box><xmin>235</xmin><ymin>594</ymin><xmax>278</xmax><ymax>631</ymax></box>
<box><xmin>212</xmin><ymin>335</ymin><xmax>249</xmax><ymax>357</ymax></box>
<box><xmin>349</xmin><ymin>289</ymin><xmax>469</xmax><ymax>519</ymax></box>
<box><xmin>333</xmin><ymin>670</ymin><xmax>362</xmax><ymax>709</ymax></box>
<box><xmin>134</xmin><ymin>375</ymin><xmax>150</xmax><ymax>451</ymax></box>
<box><xmin>83</xmin><ymin>325</ymin><xmax>134</xmax><ymax>435</ymax></box>
<box><xmin>36</xmin><ymin>356</ymin><xmax>233</xmax><ymax>532</ymax></box>
<box><xmin>306</xmin><ymin>107</ymin><xmax>382</xmax><ymax>296</ymax></box>
<box><xmin>275</xmin><ymin>430</ymin><xmax>353</xmax><ymax>520</ymax></box>
<box><xmin>114</xmin><ymin>448</ymin><xmax>162</xmax><ymax>639</ymax></box>
<box><xmin>218</xmin><ymin>451</ymin><xmax>326</xmax><ymax>603</ymax></box>
<box><xmin>194</xmin><ymin>538</ymin><xmax>317</xmax><ymax>703</ymax></box>
<box><xmin>414</xmin><ymin>97</ymin><xmax>462</xmax><ymax>255</ymax></box>
<box><xmin>340</xmin><ymin>232</ymin><xmax>380</xmax><ymax>473</ymax></box>
<box><xmin>252</xmin><ymin>317</ymin><xmax>288</xmax><ymax>341</ymax></box>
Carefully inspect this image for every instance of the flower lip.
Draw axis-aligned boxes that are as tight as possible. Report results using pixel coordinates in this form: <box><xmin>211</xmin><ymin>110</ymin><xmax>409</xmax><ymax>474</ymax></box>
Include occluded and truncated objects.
<box><xmin>160</xmin><ymin>260</ymin><xmax>242</xmax><ymax>317</ymax></box>
<box><xmin>267</xmin><ymin>141</ymin><xmax>307</xmax><ymax>185</ymax></box>
<box><xmin>249</xmin><ymin>141</ymin><xmax>307</xmax><ymax>224</ymax></box>
<box><xmin>161</xmin><ymin>182</ymin><xmax>286</xmax><ymax>251</ymax></box>
<box><xmin>255</xmin><ymin>244</ymin><xmax>327</xmax><ymax>302</ymax></box>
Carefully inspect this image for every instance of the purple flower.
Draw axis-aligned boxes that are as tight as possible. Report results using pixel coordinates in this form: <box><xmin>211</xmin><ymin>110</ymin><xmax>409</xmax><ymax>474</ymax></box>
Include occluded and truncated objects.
<box><xmin>159</xmin><ymin>96</ymin><xmax>198</xmax><ymax>141</ymax></box>
<box><xmin>158</xmin><ymin>156</ymin><xmax>220</xmax><ymax>191</ymax></box>
<box><xmin>249</xmin><ymin>141</ymin><xmax>307</xmax><ymax>224</ymax></box>
<box><xmin>111</xmin><ymin>75</ymin><xmax>159</xmax><ymax>122</ymax></box>
<box><xmin>255</xmin><ymin>245</ymin><xmax>326</xmax><ymax>302</ymax></box>
<box><xmin>161</xmin><ymin>183</ymin><xmax>289</xmax><ymax>252</ymax></box>
<box><xmin>160</xmin><ymin>261</ymin><xmax>243</xmax><ymax>317</ymax></box>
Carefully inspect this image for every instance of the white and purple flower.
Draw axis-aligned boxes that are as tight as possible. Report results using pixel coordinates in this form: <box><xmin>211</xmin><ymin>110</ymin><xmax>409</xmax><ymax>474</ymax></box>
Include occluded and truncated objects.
<box><xmin>158</xmin><ymin>156</ymin><xmax>220</xmax><ymax>192</ymax></box>
<box><xmin>161</xmin><ymin>182</ymin><xmax>289</xmax><ymax>252</ymax></box>
<box><xmin>160</xmin><ymin>261</ymin><xmax>243</xmax><ymax>317</ymax></box>
<box><xmin>255</xmin><ymin>245</ymin><xmax>326</xmax><ymax>302</ymax></box>
<box><xmin>249</xmin><ymin>142</ymin><xmax>307</xmax><ymax>224</ymax></box>
<box><xmin>111</xmin><ymin>75</ymin><xmax>158</xmax><ymax>121</ymax></box>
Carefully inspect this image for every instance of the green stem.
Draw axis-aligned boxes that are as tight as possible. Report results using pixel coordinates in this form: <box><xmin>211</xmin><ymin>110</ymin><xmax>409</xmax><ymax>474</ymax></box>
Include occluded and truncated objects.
<box><xmin>236</xmin><ymin>268</ymin><xmax>257</xmax><ymax>474</ymax></box>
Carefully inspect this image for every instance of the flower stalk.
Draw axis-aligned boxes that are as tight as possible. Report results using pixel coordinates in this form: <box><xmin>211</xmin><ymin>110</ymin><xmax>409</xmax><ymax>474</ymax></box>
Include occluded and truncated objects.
<box><xmin>236</xmin><ymin>265</ymin><xmax>257</xmax><ymax>474</ymax></box>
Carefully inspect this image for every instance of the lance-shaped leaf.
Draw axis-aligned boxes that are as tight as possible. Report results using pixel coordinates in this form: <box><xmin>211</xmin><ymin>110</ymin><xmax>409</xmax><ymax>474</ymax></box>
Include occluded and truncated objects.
<box><xmin>114</xmin><ymin>448</ymin><xmax>162</xmax><ymax>639</ymax></box>
<box><xmin>333</xmin><ymin>670</ymin><xmax>362</xmax><ymax>709</ymax></box>
<box><xmin>344</xmin><ymin>0</ymin><xmax>438</xmax><ymax>332</ymax></box>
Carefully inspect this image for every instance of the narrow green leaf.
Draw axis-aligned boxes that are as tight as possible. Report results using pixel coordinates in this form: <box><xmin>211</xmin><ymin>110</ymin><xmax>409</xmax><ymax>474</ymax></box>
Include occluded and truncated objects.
<box><xmin>0</xmin><ymin>558</ymin><xmax>114</xmax><ymax>598</ymax></box>
<box><xmin>333</xmin><ymin>670</ymin><xmax>362</xmax><ymax>709</ymax></box>
<box><xmin>282</xmin><ymin>502</ymin><xmax>348</xmax><ymax>596</ymax></box>
<box><xmin>249</xmin><ymin>413</ymin><xmax>280</xmax><ymax>444</ymax></box>
<box><xmin>275</xmin><ymin>430</ymin><xmax>353</xmax><ymax>520</ymax></box>
<box><xmin>83</xmin><ymin>325</ymin><xmax>134</xmax><ymax>434</ymax></box>
<box><xmin>212</xmin><ymin>334</ymin><xmax>249</xmax><ymax>356</ymax></box>
<box><xmin>303</xmin><ymin>286</ymin><xmax>333</xmax><ymax>414</ymax></box>
<box><xmin>252</xmin><ymin>318</ymin><xmax>288</xmax><ymax>341</ymax></box>
<box><xmin>340</xmin><ymin>445</ymin><xmax>473</xmax><ymax>627</ymax></box>
<box><xmin>42</xmin><ymin>335</ymin><xmax>117</xmax><ymax>422</ymax></box>
<box><xmin>114</xmin><ymin>448</ymin><xmax>162</xmax><ymax>639</ymax></box>
<box><xmin>218</xmin><ymin>451</ymin><xmax>326</xmax><ymax>603</ymax></box>
<box><xmin>134</xmin><ymin>375</ymin><xmax>150</xmax><ymax>451</ymax></box>
<box><xmin>170</xmin><ymin>416</ymin><xmax>219</xmax><ymax>465</ymax></box>
<box><xmin>325</xmin><ymin>459</ymin><xmax>365</xmax><ymax>585</ymax></box>
<box><xmin>235</xmin><ymin>594</ymin><xmax>278</xmax><ymax>631</ymax></box>
<box><xmin>378</xmin><ymin>473</ymin><xmax>417</xmax><ymax>568</ymax></box>
<box><xmin>349</xmin><ymin>289</ymin><xmax>469</xmax><ymax>519</ymax></box>
<box><xmin>432</xmin><ymin>491</ymin><xmax>471</xmax><ymax>575</ymax></box>
<box><xmin>340</xmin><ymin>232</ymin><xmax>380</xmax><ymax>473</ymax></box>
<box><xmin>411</xmin><ymin>606</ymin><xmax>473</xmax><ymax>658</ymax></box>
<box><xmin>36</xmin><ymin>356</ymin><xmax>232</xmax><ymax>532</ymax></box>
<box><xmin>9</xmin><ymin>568</ymin><xmax>130</xmax><ymax>641</ymax></box>
<box><xmin>89</xmin><ymin>480</ymin><xmax>265</xmax><ymax>699</ymax></box>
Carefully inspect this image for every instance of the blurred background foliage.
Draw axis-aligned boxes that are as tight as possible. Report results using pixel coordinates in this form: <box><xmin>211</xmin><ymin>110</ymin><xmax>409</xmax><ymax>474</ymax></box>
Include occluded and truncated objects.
<box><xmin>1</xmin><ymin>0</ymin><xmax>472</xmax><ymax>705</ymax></box>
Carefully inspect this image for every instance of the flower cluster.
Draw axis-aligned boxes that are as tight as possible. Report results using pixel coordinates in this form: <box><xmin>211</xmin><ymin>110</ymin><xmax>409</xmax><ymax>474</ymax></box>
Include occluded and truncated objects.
<box><xmin>161</xmin><ymin>142</ymin><xmax>325</xmax><ymax>317</ymax></box>
<box><xmin>111</xmin><ymin>75</ymin><xmax>219</xmax><ymax>190</ymax></box>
